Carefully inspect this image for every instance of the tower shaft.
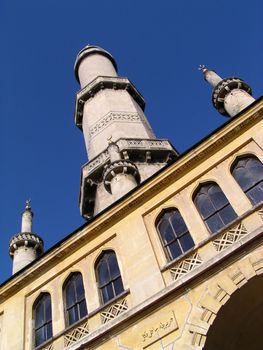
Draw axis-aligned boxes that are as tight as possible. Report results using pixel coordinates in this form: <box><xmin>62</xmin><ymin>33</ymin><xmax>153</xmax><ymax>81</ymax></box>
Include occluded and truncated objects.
<box><xmin>74</xmin><ymin>46</ymin><xmax>177</xmax><ymax>218</ymax></box>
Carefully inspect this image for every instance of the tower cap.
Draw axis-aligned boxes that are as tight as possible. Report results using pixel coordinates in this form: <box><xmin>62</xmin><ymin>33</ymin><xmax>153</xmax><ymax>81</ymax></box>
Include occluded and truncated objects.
<box><xmin>74</xmin><ymin>45</ymin><xmax>118</xmax><ymax>83</ymax></box>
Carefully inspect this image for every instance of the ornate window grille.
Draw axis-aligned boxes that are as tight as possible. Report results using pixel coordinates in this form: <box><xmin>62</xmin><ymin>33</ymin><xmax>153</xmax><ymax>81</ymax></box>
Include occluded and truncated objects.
<box><xmin>156</xmin><ymin>209</ymin><xmax>194</xmax><ymax>261</ymax></box>
<box><xmin>231</xmin><ymin>155</ymin><xmax>263</xmax><ymax>205</ymax></box>
<box><xmin>193</xmin><ymin>182</ymin><xmax>237</xmax><ymax>234</ymax></box>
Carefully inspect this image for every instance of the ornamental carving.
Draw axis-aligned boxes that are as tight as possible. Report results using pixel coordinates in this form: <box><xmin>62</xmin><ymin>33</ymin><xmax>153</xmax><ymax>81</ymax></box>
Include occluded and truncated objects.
<box><xmin>100</xmin><ymin>297</ymin><xmax>128</xmax><ymax>324</ymax></box>
<box><xmin>64</xmin><ymin>320</ymin><xmax>89</xmax><ymax>347</ymax></box>
<box><xmin>212</xmin><ymin>223</ymin><xmax>248</xmax><ymax>252</ymax></box>
<box><xmin>89</xmin><ymin>112</ymin><xmax>143</xmax><ymax>138</ymax></box>
<box><xmin>170</xmin><ymin>252</ymin><xmax>202</xmax><ymax>281</ymax></box>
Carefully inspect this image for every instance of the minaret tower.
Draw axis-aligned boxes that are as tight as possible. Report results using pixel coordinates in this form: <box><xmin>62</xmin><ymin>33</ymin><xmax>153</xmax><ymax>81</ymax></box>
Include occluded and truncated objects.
<box><xmin>74</xmin><ymin>45</ymin><xmax>178</xmax><ymax>218</ymax></box>
<box><xmin>199</xmin><ymin>65</ymin><xmax>255</xmax><ymax>117</ymax></box>
<box><xmin>9</xmin><ymin>201</ymin><xmax>44</xmax><ymax>274</ymax></box>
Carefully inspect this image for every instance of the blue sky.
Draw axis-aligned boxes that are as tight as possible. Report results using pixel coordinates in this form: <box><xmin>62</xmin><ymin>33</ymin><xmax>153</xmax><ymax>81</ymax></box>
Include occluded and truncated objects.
<box><xmin>0</xmin><ymin>0</ymin><xmax>262</xmax><ymax>282</ymax></box>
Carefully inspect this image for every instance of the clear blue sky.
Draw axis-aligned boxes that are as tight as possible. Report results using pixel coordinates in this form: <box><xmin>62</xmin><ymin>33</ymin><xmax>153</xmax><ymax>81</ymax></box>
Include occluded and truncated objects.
<box><xmin>0</xmin><ymin>0</ymin><xmax>262</xmax><ymax>282</ymax></box>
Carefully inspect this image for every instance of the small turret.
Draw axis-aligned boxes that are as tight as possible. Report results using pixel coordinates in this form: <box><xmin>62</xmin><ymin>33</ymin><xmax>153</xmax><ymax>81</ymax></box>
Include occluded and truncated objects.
<box><xmin>103</xmin><ymin>139</ymin><xmax>140</xmax><ymax>201</ymax></box>
<box><xmin>9</xmin><ymin>201</ymin><xmax>44</xmax><ymax>274</ymax></box>
<box><xmin>199</xmin><ymin>65</ymin><xmax>255</xmax><ymax>117</ymax></box>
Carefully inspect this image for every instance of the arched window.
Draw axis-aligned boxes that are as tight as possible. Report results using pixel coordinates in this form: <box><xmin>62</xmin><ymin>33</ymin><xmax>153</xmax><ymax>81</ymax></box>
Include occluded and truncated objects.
<box><xmin>63</xmin><ymin>272</ymin><xmax>88</xmax><ymax>326</ymax></box>
<box><xmin>193</xmin><ymin>182</ymin><xmax>237</xmax><ymax>234</ymax></box>
<box><xmin>33</xmin><ymin>293</ymin><xmax>52</xmax><ymax>347</ymax></box>
<box><xmin>156</xmin><ymin>209</ymin><xmax>194</xmax><ymax>261</ymax></box>
<box><xmin>95</xmin><ymin>250</ymin><xmax>124</xmax><ymax>304</ymax></box>
<box><xmin>231</xmin><ymin>155</ymin><xmax>263</xmax><ymax>205</ymax></box>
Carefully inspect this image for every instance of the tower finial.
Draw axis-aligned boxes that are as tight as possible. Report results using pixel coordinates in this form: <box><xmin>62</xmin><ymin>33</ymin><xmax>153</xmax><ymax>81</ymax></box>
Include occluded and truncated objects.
<box><xmin>25</xmin><ymin>199</ymin><xmax>31</xmax><ymax>210</ymax></box>
<box><xmin>198</xmin><ymin>64</ymin><xmax>207</xmax><ymax>73</ymax></box>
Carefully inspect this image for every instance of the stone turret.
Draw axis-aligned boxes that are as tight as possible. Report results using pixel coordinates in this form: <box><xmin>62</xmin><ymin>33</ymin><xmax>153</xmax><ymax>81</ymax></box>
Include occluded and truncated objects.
<box><xmin>199</xmin><ymin>65</ymin><xmax>255</xmax><ymax>117</ymax></box>
<box><xmin>74</xmin><ymin>45</ymin><xmax>178</xmax><ymax>218</ymax></box>
<box><xmin>9</xmin><ymin>201</ymin><xmax>44</xmax><ymax>274</ymax></box>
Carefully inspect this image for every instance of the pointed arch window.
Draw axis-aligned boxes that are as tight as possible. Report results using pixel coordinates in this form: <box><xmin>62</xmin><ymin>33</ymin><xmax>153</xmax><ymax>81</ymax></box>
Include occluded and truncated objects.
<box><xmin>193</xmin><ymin>182</ymin><xmax>237</xmax><ymax>234</ymax></box>
<box><xmin>33</xmin><ymin>293</ymin><xmax>53</xmax><ymax>347</ymax></box>
<box><xmin>231</xmin><ymin>155</ymin><xmax>263</xmax><ymax>205</ymax></box>
<box><xmin>96</xmin><ymin>250</ymin><xmax>124</xmax><ymax>304</ymax></box>
<box><xmin>156</xmin><ymin>209</ymin><xmax>194</xmax><ymax>261</ymax></box>
<box><xmin>63</xmin><ymin>272</ymin><xmax>88</xmax><ymax>326</ymax></box>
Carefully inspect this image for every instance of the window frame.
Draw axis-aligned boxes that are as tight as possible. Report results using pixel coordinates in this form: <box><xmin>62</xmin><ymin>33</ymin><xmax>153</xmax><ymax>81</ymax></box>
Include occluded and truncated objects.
<box><xmin>231</xmin><ymin>155</ymin><xmax>263</xmax><ymax>206</ymax></box>
<box><xmin>95</xmin><ymin>250</ymin><xmax>124</xmax><ymax>305</ymax></box>
<box><xmin>156</xmin><ymin>208</ymin><xmax>195</xmax><ymax>262</ymax></box>
<box><xmin>63</xmin><ymin>272</ymin><xmax>88</xmax><ymax>327</ymax></box>
<box><xmin>33</xmin><ymin>293</ymin><xmax>53</xmax><ymax>348</ymax></box>
<box><xmin>193</xmin><ymin>181</ymin><xmax>237</xmax><ymax>234</ymax></box>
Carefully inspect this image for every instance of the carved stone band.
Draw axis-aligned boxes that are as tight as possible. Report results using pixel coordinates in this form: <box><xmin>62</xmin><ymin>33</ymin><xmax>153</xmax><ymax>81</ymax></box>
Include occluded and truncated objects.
<box><xmin>89</xmin><ymin>112</ymin><xmax>143</xmax><ymax>138</ymax></box>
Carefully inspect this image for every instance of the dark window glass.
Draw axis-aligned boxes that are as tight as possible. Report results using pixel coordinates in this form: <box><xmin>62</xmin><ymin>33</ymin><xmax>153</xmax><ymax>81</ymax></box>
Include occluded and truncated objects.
<box><xmin>96</xmin><ymin>251</ymin><xmax>124</xmax><ymax>304</ymax></box>
<box><xmin>157</xmin><ymin>209</ymin><xmax>195</xmax><ymax>261</ymax></box>
<box><xmin>232</xmin><ymin>156</ymin><xmax>263</xmax><ymax>205</ymax></box>
<box><xmin>34</xmin><ymin>293</ymin><xmax>53</xmax><ymax>347</ymax></box>
<box><xmin>63</xmin><ymin>273</ymin><xmax>88</xmax><ymax>327</ymax></box>
<box><xmin>194</xmin><ymin>182</ymin><xmax>237</xmax><ymax>234</ymax></box>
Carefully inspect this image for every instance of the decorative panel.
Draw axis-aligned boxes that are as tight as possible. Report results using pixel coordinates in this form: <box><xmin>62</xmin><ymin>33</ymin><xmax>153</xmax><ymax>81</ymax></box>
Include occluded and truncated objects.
<box><xmin>100</xmin><ymin>297</ymin><xmax>128</xmax><ymax>324</ymax></box>
<box><xmin>64</xmin><ymin>320</ymin><xmax>89</xmax><ymax>347</ymax></box>
<box><xmin>212</xmin><ymin>223</ymin><xmax>248</xmax><ymax>252</ymax></box>
<box><xmin>170</xmin><ymin>252</ymin><xmax>202</xmax><ymax>281</ymax></box>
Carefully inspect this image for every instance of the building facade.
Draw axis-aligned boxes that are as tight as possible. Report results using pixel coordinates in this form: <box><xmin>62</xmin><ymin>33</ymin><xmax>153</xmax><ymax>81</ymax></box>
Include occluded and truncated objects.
<box><xmin>0</xmin><ymin>46</ymin><xmax>263</xmax><ymax>350</ymax></box>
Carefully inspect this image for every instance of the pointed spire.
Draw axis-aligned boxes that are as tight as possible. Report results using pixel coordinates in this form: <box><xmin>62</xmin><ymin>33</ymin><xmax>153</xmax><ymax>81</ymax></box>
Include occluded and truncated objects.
<box><xmin>199</xmin><ymin>65</ymin><xmax>255</xmax><ymax>117</ymax></box>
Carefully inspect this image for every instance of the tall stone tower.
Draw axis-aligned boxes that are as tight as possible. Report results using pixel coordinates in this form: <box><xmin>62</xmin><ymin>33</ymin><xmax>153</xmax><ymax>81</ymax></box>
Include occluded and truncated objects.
<box><xmin>74</xmin><ymin>45</ymin><xmax>178</xmax><ymax>218</ymax></box>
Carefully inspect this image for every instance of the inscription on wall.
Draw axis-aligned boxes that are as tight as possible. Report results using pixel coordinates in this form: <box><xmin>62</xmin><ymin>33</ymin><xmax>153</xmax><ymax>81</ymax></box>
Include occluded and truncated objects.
<box><xmin>141</xmin><ymin>311</ymin><xmax>178</xmax><ymax>348</ymax></box>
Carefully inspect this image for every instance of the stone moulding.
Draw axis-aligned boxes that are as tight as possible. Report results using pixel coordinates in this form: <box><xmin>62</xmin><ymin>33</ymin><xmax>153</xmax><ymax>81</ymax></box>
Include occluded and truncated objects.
<box><xmin>83</xmin><ymin>138</ymin><xmax>176</xmax><ymax>177</ymax></box>
<box><xmin>9</xmin><ymin>232</ymin><xmax>44</xmax><ymax>256</ymax></box>
<box><xmin>212</xmin><ymin>77</ymin><xmax>252</xmax><ymax>115</ymax></box>
<box><xmin>74</xmin><ymin>76</ymin><xmax>145</xmax><ymax>129</ymax></box>
<box><xmin>89</xmin><ymin>112</ymin><xmax>144</xmax><ymax>139</ymax></box>
<box><xmin>80</xmin><ymin>138</ymin><xmax>177</xmax><ymax>217</ymax></box>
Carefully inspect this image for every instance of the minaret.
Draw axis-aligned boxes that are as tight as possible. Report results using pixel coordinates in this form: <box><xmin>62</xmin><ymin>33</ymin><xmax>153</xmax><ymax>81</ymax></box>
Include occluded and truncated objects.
<box><xmin>9</xmin><ymin>201</ymin><xmax>44</xmax><ymax>274</ymax></box>
<box><xmin>74</xmin><ymin>45</ymin><xmax>178</xmax><ymax>218</ymax></box>
<box><xmin>199</xmin><ymin>65</ymin><xmax>255</xmax><ymax>117</ymax></box>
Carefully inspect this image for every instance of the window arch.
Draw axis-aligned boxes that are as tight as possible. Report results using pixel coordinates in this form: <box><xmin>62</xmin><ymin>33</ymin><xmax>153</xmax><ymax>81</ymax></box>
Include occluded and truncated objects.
<box><xmin>95</xmin><ymin>250</ymin><xmax>124</xmax><ymax>304</ymax></box>
<box><xmin>193</xmin><ymin>182</ymin><xmax>237</xmax><ymax>234</ymax></box>
<box><xmin>156</xmin><ymin>208</ymin><xmax>194</xmax><ymax>261</ymax></box>
<box><xmin>33</xmin><ymin>293</ymin><xmax>53</xmax><ymax>347</ymax></box>
<box><xmin>63</xmin><ymin>272</ymin><xmax>88</xmax><ymax>327</ymax></box>
<box><xmin>231</xmin><ymin>155</ymin><xmax>263</xmax><ymax>205</ymax></box>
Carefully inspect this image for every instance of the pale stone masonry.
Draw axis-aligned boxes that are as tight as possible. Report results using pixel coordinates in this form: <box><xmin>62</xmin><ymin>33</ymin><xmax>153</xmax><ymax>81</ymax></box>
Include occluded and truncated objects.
<box><xmin>74</xmin><ymin>45</ymin><xmax>178</xmax><ymax>218</ymax></box>
<box><xmin>1</xmin><ymin>45</ymin><xmax>263</xmax><ymax>350</ymax></box>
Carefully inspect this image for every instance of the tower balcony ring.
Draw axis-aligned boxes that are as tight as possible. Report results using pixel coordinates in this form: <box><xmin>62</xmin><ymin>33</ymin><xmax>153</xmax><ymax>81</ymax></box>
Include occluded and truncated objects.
<box><xmin>212</xmin><ymin>77</ymin><xmax>252</xmax><ymax>116</ymax></box>
<box><xmin>103</xmin><ymin>160</ymin><xmax>140</xmax><ymax>193</ymax></box>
